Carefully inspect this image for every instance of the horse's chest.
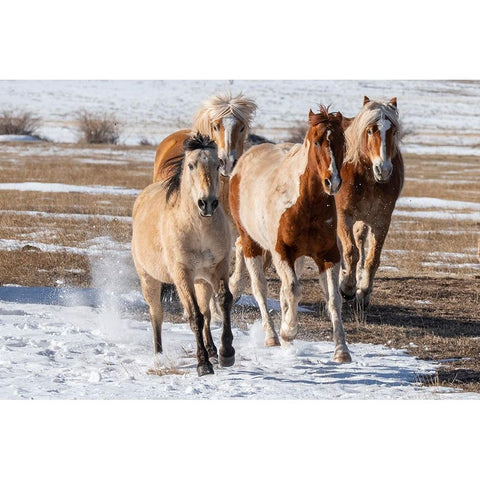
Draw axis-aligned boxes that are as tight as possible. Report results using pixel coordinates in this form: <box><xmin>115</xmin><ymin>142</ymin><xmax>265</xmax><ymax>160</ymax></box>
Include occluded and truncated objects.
<box><xmin>278</xmin><ymin>202</ymin><xmax>336</xmax><ymax>251</ymax></box>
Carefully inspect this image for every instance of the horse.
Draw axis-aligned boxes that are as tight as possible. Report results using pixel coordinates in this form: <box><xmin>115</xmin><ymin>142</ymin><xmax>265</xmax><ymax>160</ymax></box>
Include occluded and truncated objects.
<box><xmin>229</xmin><ymin>106</ymin><xmax>351</xmax><ymax>363</ymax></box>
<box><xmin>153</xmin><ymin>92</ymin><xmax>257</xmax><ymax>313</ymax></box>
<box><xmin>153</xmin><ymin>92</ymin><xmax>257</xmax><ymax>220</ymax></box>
<box><xmin>335</xmin><ymin>96</ymin><xmax>404</xmax><ymax>309</ymax></box>
<box><xmin>132</xmin><ymin>133</ymin><xmax>235</xmax><ymax>376</ymax></box>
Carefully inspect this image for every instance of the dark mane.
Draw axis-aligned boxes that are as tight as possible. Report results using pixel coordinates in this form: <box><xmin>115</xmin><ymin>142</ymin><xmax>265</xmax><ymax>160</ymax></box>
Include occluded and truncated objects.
<box><xmin>308</xmin><ymin>105</ymin><xmax>342</xmax><ymax>128</ymax></box>
<box><xmin>183</xmin><ymin>132</ymin><xmax>216</xmax><ymax>152</ymax></box>
<box><xmin>162</xmin><ymin>132</ymin><xmax>216</xmax><ymax>203</ymax></box>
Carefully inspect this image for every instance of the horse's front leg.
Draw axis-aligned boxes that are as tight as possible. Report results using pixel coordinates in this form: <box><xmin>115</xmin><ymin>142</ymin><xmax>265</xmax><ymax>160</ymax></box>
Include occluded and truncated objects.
<box><xmin>173</xmin><ymin>270</ymin><xmax>214</xmax><ymax>376</ymax></box>
<box><xmin>337</xmin><ymin>212</ymin><xmax>359</xmax><ymax>301</ymax></box>
<box><xmin>214</xmin><ymin>262</ymin><xmax>235</xmax><ymax>367</ymax></box>
<box><xmin>271</xmin><ymin>252</ymin><xmax>301</xmax><ymax>344</ymax></box>
<box><xmin>318</xmin><ymin>260</ymin><xmax>351</xmax><ymax>363</ymax></box>
<box><xmin>194</xmin><ymin>281</ymin><xmax>218</xmax><ymax>363</ymax></box>
<box><xmin>356</xmin><ymin>221</ymin><xmax>389</xmax><ymax>309</ymax></box>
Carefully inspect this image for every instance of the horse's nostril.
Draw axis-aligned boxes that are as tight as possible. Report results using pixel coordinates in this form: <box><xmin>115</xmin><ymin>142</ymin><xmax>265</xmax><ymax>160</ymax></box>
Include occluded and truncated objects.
<box><xmin>324</xmin><ymin>178</ymin><xmax>331</xmax><ymax>189</ymax></box>
<box><xmin>212</xmin><ymin>199</ymin><xmax>219</xmax><ymax>210</ymax></box>
<box><xmin>198</xmin><ymin>199</ymin><xmax>206</xmax><ymax>210</ymax></box>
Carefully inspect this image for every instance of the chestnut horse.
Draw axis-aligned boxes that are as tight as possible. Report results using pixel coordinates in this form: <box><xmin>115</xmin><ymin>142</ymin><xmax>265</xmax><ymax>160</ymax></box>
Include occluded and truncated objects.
<box><xmin>229</xmin><ymin>106</ymin><xmax>351</xmax><ymax>363</ymax></box>
<box><xmin>336</xmin><ymin>96</ymin><xmax>404</xmax><ymax>309</ymax></box>
<box><xmin>132</xmin><ymin>134</ymin><xmax>235</xmax><ymax>376</ymax></box>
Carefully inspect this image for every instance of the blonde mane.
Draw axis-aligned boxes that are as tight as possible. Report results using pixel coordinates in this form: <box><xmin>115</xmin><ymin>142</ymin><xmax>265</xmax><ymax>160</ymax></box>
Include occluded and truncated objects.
<box><xmin>192</xmin><ymin>92</ymin><xmax>257</xmax><ymax>134</ymax></box>
<box><xmin>345</xmin><ymin>99</ymin><xmax>402</xmax><ymax>164</ymax></box>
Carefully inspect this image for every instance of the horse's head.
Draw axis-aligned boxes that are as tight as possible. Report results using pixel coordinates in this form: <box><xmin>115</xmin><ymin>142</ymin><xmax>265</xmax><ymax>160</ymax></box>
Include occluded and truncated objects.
<box><xmin>193</xmin><ymin>92</ymin><xmax>257</xmax><ymax>177</ymax></box>
<box><xmin>183</xmin><ymin>133</ymin><xmax>221</xmax><ymax>217</ymax></box>
<box><xmin>209</xmin><ymin>115</ymin><xmax>248</xmax><ymax>177</ymax></box>
<box><xmin>306</xmin><ymin>106</ymin><xmax>344</xmax><ymax>195</ymax></box>
<box><xmin>360</xmin><ymin>96</ymin><xmax>400</xmax><ymax>183</ymax></box>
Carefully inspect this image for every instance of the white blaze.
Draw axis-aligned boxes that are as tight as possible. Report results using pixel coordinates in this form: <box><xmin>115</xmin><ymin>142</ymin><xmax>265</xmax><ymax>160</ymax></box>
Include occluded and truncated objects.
<box><xmin>327</xmin><ymin>130</ymin><xmax>341</xmax><ymax>191</ymax></box>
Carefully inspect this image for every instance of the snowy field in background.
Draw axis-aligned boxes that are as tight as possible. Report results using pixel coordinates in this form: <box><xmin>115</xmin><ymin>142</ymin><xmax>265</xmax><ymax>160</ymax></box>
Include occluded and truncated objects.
<box><xmin>1</xmin><ymin>79</ymin><xmax>480</xmax><ymax>156</ymax></box>
<box><xmin>2</xmin><ymin>286</ymin><xmax>479</xmax><ymax>400</ymax></box>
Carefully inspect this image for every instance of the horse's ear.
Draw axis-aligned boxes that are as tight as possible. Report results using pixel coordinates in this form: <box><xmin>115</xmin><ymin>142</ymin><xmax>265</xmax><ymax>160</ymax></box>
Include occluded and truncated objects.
<box><xmin>335</xmin><ymin>111</ymin><xmax>343</xmax><ymax>121</ymax></box>
<box><xmin>389</xmin><ymin>97</ymin><xmax>398</xmax><ymax>108</ymax></box>
<box><xmin>308</xmin><ymin>109</ymin><xmax>315</xmax><ymax>119</ymax></box>
<box><xmin>363</xmin><ymin>96</ymin><xmax>370</xmax><ymax>106</ymax></box>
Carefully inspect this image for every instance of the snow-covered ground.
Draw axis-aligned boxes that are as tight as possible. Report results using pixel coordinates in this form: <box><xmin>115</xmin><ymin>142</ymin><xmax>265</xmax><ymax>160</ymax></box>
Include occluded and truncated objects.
<box><xmin>1</xmin><ymin>80</ymin><xmax>480</xmax><ymax>155</ymax></box>
<box><xmin>1</xmin><ymin>284</ymin><xmax>478</xmax><ymax>400</ymax></box>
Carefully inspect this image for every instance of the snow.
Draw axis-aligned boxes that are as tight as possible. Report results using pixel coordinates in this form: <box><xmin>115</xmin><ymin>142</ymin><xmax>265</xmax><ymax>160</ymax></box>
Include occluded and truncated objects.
<box><xmin>1</xmin><ymin>286</ymin><xmax>478</xmax><ymax>400</ymax></box>
<box><xmin>397</xmin><ymin>197</ymin><xmax>480</xmax><ymax>210</ymax></box>
<box><xmin>0</xmin><ymin>182</ymin><xmax>140</xmax><ymax>196</ymax></box>
<box><xmin>394</xmin><ymin>196</ymin><xmax>480</xmax><ymax>222</ymax></box>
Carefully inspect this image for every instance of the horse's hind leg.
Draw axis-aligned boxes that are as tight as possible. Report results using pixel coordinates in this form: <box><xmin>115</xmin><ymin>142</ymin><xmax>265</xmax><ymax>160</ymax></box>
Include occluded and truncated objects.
<box><xmin>194</xmin><ymin>281</ymin><xmax>218</xmax><ymax>362</ymax></box>
<box><xmin>229</xmin><ymin>236</ymin><xmax>248</xmax><ymax>303</ymax></box>
<box><xmin>139</xmin><ymin>270</ymin><xmax>163</xmax><ymax>354</ymax></box>
<box><xmin>173</xmin><ymin>269</ymin><xmax>213</xmax><ymax>376</ymax></box>
<box><xmin>318</xmin><ymin>261</ymin><xmax>351</xmax><ymax>363</ymax></box>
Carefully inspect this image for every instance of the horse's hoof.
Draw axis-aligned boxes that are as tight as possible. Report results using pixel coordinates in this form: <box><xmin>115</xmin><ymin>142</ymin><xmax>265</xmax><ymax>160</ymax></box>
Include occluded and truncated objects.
<box><xmin>334</xmin><ymin>350</ymin><xmax>352</xmax><ymax>363</ymax></box>
<box><xmin>219</xmin><ymin>354</ymin><xmax>235</xmax><ymax>368</ymax></box>
<box><xmin>280</xmin><ymin>330</ymin><xmax>297</xmax><ymax>343</ymax></box>
<box><xmin>340</xmin><ymin>288</ymin><xmax>356</xmax><ymax>302</ymax></box>
<box><xmin>209</xmin><ymin>355</ymin><xmax>219</xmax><ymax>365</ymax></box>
<box><xmin>265</xmin><ymin>336</ymin><xmax>281</xmax><ymax>347</ymax></box>
<box><xmin>197</xmin><ymin>363</ymin><xmax>214</xmax><ymax>376</ymax></box>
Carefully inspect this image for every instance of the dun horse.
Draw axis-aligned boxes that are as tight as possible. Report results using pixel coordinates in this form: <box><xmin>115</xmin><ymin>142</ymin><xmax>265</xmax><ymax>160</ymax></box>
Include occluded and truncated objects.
<box><xmin>153</xmin><ymin>92</ymin><xmax>257</xmax><ymax>310</ymax></box>
<box><xmin>153</xmin><ymin>92</ymin><xmax>257</xmax><ymax>218</ymax></box>
<box><xmin>132</xmin><ymin>133</ymin><xmax>235</xmax><ymax>376</ymax></box>
<box><xmin>336</xmin><ymin>96</ymin><xmax>404</xmax><ymax>309</ymax></box>
<box><xmin>229</xmin><ymin>106</ymin><xmax>351</xmax><ymax>363</ymax></box>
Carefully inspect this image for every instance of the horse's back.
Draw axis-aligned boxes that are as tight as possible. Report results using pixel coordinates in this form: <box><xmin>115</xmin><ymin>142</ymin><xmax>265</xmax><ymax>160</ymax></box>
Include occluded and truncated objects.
<box><xmin>153</xmin><ymin>129</ymin><xmax>191</xmax><ymax>182</ymax></box>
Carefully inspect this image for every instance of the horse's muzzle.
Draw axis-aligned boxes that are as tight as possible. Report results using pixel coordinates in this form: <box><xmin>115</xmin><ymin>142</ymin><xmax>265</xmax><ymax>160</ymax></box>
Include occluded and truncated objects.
<box><xmin>198</xmin><ymin>197</ymin><xmax>219</xmax><ymax>217</ymax></box>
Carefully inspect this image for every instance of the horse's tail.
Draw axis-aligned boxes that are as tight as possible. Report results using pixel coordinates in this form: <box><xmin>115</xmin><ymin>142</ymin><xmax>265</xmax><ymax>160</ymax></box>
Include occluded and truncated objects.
<box><xmin>160</xmin><ymin>283</ymin><xmax>179</xmax><ymax>303</ymax></box>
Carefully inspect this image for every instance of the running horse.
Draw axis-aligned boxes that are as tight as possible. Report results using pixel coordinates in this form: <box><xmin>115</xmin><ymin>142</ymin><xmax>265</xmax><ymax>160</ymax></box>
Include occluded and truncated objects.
<box><xmin>153</xmin><ymin>92</ymin><xmax>257</xmax><ymax>221</ymax></box>
<box><xmin>336</xmin><ymin>96</ymin><xmax>404</xmax><ymax>309</ymax></box>
<box><xmin>229</xmin><ymin>106</ymin><xmax>351</xmax><ymax>362</ymax></box>
<box><xmin>132</xmin><ymin>133</ymin><xmax>235</xmax><ymax>376</ymax></box>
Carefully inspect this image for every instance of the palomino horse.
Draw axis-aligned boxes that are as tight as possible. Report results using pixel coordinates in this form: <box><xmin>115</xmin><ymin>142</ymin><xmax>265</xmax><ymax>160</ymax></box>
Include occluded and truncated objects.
<box><xmin>132</xmin><ymin>133</ymin><xmax>235</xmax><ymax>376</ymax></box>
<box><xmin>336</xmin><ymin>96</ymin><xmax>404</xmax><ymax>309</ymax></box>
<box><xmin>229</xmin><ymin>106</ymin><xmax>351</xmax><ymax>363</ymax></box>
<box><xmin>152</xmin><ymin>92</ymin><xmax>257</xmax><ymax>220</ymax></box>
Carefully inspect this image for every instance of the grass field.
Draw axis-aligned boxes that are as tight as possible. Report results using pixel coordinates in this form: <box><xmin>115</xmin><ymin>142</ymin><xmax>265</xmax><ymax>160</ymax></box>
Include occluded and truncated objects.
<box><xmin>0</xmin><ymin>140</ymin><xmax>479</xmax><ymax>392</ymax></box>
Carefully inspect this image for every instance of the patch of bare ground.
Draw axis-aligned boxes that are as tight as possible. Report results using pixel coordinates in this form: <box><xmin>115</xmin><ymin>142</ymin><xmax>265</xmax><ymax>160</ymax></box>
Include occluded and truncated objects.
<box><xmin>1</xmin><ymin>142</ymin><xmax>480</xmax><ymax>393</ymax></box>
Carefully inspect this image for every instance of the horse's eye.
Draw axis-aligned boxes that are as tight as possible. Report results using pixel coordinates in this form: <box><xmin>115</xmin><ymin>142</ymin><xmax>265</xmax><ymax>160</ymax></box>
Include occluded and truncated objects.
<box><xmin>188</xmin><ymin>164</ymin><xmax>194</xmax><ymax>170</ymax></box>
<box><xmin>213</xmin><ymin>124</ymin><xmax>220</xmax><ymax>132</ymax></box>
<box><xmin>367</xmin><ymin>128</ymin><xmax>373</xmax><ymax>136</ymax></box>
<box><xmin>240</xmin><ymin>126</ymin><xmax>245</xmax><ymax>133</ymax></box>
<box><xmin>314</xmin><ymin>141</ymin><xmax>319</xmax><ymax>147</ymax></box>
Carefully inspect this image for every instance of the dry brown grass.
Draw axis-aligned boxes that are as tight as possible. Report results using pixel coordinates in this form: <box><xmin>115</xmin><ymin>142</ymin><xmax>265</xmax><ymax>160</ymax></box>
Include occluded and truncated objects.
<box><xmin>0</xmin><ymin>110</ymin><xmax>41</xmax><ymax>136</ymax></box>
<box><xmin>76</xmin><ymin>111</ymin><xmax>121</xmax><ymax>144</ymax></box>
<box><xmin>1</xmin><ymin>141</ymin><xmax>480</xmax><ymax>393</ymax></box>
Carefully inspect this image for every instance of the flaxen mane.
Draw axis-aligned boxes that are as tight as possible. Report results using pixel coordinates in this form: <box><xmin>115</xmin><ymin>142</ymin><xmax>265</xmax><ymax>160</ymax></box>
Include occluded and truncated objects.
<box><xmin>345</xmin><ymin>99</ymin><xmax>402</xmax><ymax>165</ymax></box>
<box><xmin>192</xmin><ymin>92</ymin><xmax>257</xmax><ymax>134</ymax></box>
<box><xmin>162</xmin><ymin>133</ymin><xmax>216</xmax><ymax>202</ymax></box>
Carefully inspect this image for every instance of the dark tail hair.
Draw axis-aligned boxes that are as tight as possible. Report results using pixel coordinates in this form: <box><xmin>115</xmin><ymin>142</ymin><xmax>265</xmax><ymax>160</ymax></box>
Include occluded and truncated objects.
<box><xmin>160</xmin><ymin>283</ymin><xmax>179</xmax><ymax>303</ymax></box>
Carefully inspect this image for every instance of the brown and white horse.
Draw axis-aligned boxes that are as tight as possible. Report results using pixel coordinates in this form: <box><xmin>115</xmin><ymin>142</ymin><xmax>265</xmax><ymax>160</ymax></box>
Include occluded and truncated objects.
<box><xmin>229</xmin><ymin>106</ymin><xmax>351</xmax><ymax>363</ymax></box>
<box><xmin>132</xmin><ymin>133</ymin><xmax>235</xmax><ymax>376</ymax></box>
<box><xmin>336</xmin><ymin>96</ymin><xmax>404</xmax><ymax>309</ymax></box>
